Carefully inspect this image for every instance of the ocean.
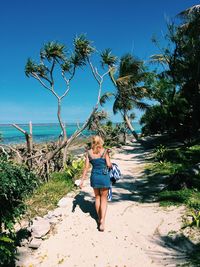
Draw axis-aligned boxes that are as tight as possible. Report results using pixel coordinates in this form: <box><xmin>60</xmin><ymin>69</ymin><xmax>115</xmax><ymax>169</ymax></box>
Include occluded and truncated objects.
<box><xmin>0</xmin><ymin>122</ymin><xmax>142</xmax><ymax>144</ymax></box>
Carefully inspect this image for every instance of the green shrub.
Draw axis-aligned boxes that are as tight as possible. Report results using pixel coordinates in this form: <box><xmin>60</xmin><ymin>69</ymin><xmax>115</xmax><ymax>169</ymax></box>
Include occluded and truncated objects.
<box><xmin>0</xmin><ymin>234</ymin><xmax>16</xmax><ymax>267</ymax></box>
<box><xmin>64</xmin><ymin>157</ymin><xmax>85</xmax><ymax>180</ymax></box>
<box><xmin>0</xmin><ymin>158</ymin><xmax>39</xmax><ymax>232</ymax></box>
<box><xmin>158</xmin><ymin>189</ymin><xmax>193</xmax><ymax>205</ymax></box>
<box><xmin>189</xmin><ymin>210</ymin><xmax>200</xmax><ymax>228</ymax></box>
<box><xmin>188</xmin><ymin>196</ymin><xmax>200</xmax><ymax>210</ymax></box>
<box><xmin>154</xmin><ymin>144</ymin><xmax>167</xmax><ymax>162</ymax></box>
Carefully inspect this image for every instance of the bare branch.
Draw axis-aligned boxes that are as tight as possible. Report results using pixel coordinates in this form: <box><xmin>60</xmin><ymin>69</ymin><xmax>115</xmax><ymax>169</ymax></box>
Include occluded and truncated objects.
<box><xmin>31</xmin><ymin>73</ymin><xmax>52</xmax><ymax>91</ymax></box>
<box><xmin>12</xmin><ymin>124</ymin><xmax>27</xmax><ymax>134</ymax></box>
<box><xmin>87</xmin><ymin>57</ymin><xmax>100</xmax><ymax>84</ymax></box>
<box><xmin>0</xmin><ymin>144</ymin><xmax>23</xmax><ymax>161</ymax></box>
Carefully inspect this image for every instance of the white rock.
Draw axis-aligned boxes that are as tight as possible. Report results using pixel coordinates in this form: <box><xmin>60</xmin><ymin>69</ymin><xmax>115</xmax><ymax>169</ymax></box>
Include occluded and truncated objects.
<box><xmin>52</xmin><ymin>207</ymin><xmax>63</xmax><ymax>217</ymax></box>
<box><xmin>48</xmin><ymin>217</ymin><xmax>58</xmax><ymax>224</ymax></box>
<box><xmin>58</xmin><ymin>197</ymin><xmax>69</xmax><ymax>207</ymax></box>
<box><xmin>28</xmin><ymin>238</ymin><xmax>42</xmax><ymax>249</ymax></box>
<box><xmin>47</xmin><ymin>210</ymin><xmax>54</xmax><ymax>219</ymax></box>
<box><xmin>74</xmin><ymin>179</ymin><xmax>81</xmax><ymax>186</ymax></box>
<box><xmin>30</xmin><ymin>218</ymin><xmax>51</xmax><ymax>238</ymax></box>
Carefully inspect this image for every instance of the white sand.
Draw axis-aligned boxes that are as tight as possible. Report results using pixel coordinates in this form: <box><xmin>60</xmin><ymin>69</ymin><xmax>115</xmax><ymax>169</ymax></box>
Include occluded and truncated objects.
<box><xmin>17</xmin><ymin>143</ymin><xmax>186</xmax><ymax>267</ymax></box>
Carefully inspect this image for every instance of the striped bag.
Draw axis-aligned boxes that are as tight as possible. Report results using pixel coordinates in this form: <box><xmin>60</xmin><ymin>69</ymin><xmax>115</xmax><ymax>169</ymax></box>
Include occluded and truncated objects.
<box><xmin>108</xmin><ymin>163</ymin><xmax>121</xmax><ymax>201</ymax></box>
<box><xmin>109</xmin><ymin>163</ymin><xmax>121</xmax><ymax>184</ymax></box>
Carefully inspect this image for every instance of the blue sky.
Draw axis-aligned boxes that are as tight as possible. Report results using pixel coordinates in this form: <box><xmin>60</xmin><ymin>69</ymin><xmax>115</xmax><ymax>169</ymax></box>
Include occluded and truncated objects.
<box><xmin>0</xmin><ymin>0</ymin><xmax>199</xmax><ymax>124</ymax></box>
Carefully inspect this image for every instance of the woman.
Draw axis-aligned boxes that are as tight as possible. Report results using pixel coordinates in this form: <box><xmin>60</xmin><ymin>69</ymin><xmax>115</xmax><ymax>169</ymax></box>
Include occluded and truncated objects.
<box><xmin>80</xmin><ymin>136</ymin><xmax>112</xmax><ymax>232</ymax></box>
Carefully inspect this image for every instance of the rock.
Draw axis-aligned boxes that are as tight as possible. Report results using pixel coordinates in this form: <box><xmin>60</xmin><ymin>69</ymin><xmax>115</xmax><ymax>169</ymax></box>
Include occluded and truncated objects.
<box><xmin>58</xmin><ymin>197</ymin><xmax>69</xmax><ymax>207</ymax></box>
<box><xmin>30</xmin><ymin>218</ymin><xmax>51</xmax><ymax>238</ymax></box>
<box><xmin>47</xmin><ymin>210</ymin><xmax>54</xmax><ymax>219</ymax></box>
<box><xmin>52</xmin><ymin>207</ymin><xmax>63</xmax><ymax>217</ymax></box>
<box><xmin>28</xmin><ymin>238</ymin><xmax>42</xmax><ymax>249</ymax></box>
<box><xmin>48</xmin><ymin>217</ymin><xmax>58</xmax><ymax>224</ymax></box>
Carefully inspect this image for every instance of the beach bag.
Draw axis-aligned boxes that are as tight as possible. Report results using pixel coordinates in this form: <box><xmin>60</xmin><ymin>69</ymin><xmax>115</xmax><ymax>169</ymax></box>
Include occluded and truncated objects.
<box><xmin>109</xmin><ymin>163</ymin><xmax>121</xmax><ymax>184</ymax></box>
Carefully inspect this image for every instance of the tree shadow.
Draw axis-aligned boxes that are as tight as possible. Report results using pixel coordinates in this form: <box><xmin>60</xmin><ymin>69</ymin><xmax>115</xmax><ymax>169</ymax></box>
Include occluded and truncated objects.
<box><xmin>148</xmin><ymin>233</ymin><xmax>200</xmax><ymax>267</ymax></box>
<box><xmin>111</xmin><ymin>142</ymin><xmax>166</xmax><ymax>203</ymax></box>
<box><xmin>72</xmin><ymin>191</ymin><xmax>98</xmax><ymax>225</ymax></box>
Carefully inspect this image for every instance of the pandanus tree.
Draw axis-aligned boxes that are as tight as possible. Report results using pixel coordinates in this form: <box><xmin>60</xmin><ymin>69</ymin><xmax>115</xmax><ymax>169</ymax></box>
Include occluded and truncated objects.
<box><xmin>101</xmin><ymin>51</ymin><xmax>148</xmax><ymax>140</ymax></box>
<box><xmin>25</xmin><ymin>40</ymin><xmax>91</xmax><ymax>164</ymax></box>
<box><xmin>24</xmin><ymin>35</ymin><xmax>114</xmax><ymax>178</ymax></box>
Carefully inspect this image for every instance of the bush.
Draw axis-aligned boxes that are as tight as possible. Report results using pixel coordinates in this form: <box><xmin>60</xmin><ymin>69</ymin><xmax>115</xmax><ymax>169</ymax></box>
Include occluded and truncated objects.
<box><xmin>158</xmin><ymin>189</ymin><xmax>193</xmax><ymax>205</ymax></box>
<box><xmin>0</xmin><ymin>234</ymin><xmax>16</xmax><ymax>267</ymax></box>
<box><xmin>154</xmin><ymin>144</ymin><xmax>167</xmax><ymax>162</ymax></box>
<box><xmin>64</xmin><ymin>156</ymin><xmax>85</xmax><ymax>180</ymax></box>
<box><xmin>0</xmin><ymin>158</ymin><xmax>39</xmax><ymax>231</ymax></box>
<box><xmin>0</xmin><ymin>157</ymin><xmax>39</xmax><ymax>266</ymax></box>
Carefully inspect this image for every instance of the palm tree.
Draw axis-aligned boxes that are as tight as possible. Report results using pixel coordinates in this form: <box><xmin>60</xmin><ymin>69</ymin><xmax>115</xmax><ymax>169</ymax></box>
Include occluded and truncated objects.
<box><xmin>101</xmin><ymin>51</ymin><xmax>148</xmax><ymax>140</ymax></box>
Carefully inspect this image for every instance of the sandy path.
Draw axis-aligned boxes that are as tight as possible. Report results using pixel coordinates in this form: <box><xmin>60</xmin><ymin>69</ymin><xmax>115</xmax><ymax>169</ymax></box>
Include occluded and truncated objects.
<box><xmin>17</xmin><ymin>143</ymin><xmax>186</xmax><ymax>267</ymax></box>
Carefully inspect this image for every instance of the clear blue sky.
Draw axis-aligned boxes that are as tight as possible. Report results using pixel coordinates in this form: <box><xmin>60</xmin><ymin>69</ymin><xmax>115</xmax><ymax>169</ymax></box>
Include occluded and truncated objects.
<box><xmin>0</xmin><ymin>0</ymin><xmax>199</xmax><ymax>124</ymax></box>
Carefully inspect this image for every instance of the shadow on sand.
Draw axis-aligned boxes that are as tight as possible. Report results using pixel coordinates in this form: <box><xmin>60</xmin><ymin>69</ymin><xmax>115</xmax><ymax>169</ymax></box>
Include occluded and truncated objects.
<box><xmin>148</xmin><ymin>233</ymin><xmax>200</xmax><ymax>267</ymax></box>
<box><xmin>72</xmin><ymin>191</ymin><xmax>98</xmax><ymax>226</ymax></box>
<box><xmin>71</xmin><ymin>139</ymin><xmax>200</xmax><ymax>266</ymax></box>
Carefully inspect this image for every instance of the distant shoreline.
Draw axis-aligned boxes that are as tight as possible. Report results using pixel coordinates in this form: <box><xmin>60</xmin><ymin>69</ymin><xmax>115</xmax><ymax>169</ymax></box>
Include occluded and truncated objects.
<box><xmin>0</xmin><ymin>122</ymin><xmax>142</xmax><ymax>145</ymax></box>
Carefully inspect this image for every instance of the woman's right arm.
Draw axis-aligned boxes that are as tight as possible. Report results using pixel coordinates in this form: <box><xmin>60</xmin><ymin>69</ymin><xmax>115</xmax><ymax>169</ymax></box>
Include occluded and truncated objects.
<box><xmin>80</xmin><ymin>153</ymin><xmax>90</xmax><ymax>188</ymax></box>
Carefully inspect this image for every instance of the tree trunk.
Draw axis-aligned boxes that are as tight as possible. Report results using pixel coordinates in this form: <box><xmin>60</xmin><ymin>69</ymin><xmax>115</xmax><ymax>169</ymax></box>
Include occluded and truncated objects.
<box><xmin>57</xmin><ymin>99</ymin><xmax>67</xmax><ymax>166</ymax></box>
<box><xmin>12</xmin><ymin>122</ymin><xmax>33</xmax><ymax>153</ymax></box>
<box><xmin>124</xmin><ymin>113</ymin><xmax>139</xmax><ymax>141</ymax></box>
<box><xmin>123</xmin><ymin>131</ymin><xmax>127</xmax><ymax>144</ymax></box>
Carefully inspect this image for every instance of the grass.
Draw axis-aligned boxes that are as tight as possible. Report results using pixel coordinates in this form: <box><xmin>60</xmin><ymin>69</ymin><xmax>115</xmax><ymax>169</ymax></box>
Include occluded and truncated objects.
<box><xmin>146</xmin><ymin>142</ymin><xmax>200</xmax><ymax>210</ymax></box>
<box><xmin>158</xmin><ymin>189</ymin><xmax>200</xmax><ymax>209</ymax></box>
<box><xmin>25</xmin><ymin>172</ymin><xmax>75</xmax><ymax>219</ymax></box>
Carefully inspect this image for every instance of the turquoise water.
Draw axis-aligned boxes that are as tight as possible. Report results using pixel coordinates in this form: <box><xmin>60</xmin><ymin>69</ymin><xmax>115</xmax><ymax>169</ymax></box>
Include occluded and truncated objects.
<box><xmin>0</xmin><ymin>122</ymin><xmax>142</xmax><ymax>144</ymax></box>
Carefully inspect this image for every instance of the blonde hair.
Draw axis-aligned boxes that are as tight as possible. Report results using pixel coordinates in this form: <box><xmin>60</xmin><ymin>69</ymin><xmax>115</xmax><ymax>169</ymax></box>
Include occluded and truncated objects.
<box><xmin>91</xmin><ymin>135</ymin><xmax>104</xmax><ymax>154</ymax></box>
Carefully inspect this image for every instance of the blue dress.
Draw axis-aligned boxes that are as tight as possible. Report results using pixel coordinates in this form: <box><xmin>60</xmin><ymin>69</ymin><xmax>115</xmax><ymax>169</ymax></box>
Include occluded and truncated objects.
<box><xmin>88</xmin><ymin>151</ymin><xmax>111</xmax><ymax>189</ymax></box>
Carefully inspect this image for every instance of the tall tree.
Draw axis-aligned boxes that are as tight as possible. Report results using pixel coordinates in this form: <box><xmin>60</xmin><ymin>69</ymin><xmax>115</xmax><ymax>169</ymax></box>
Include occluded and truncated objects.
<box><xmin>142</xmin><ymin>5</ymin><xmax>200</xmax><ymax>138</ymax></box>
<box><xmin>24</xmin><ymin>35</ymin><xmax>113</xmax><ymax>178</ymax></box>
<box><xmin>101</xmin><ymin>51</ymin><xmax>148</xmax><ymax>140</ymax></box>
<box><xmin>25</xmin><ymin>37</ymin><xmax>94</xmax><ymax>165</ymax></box>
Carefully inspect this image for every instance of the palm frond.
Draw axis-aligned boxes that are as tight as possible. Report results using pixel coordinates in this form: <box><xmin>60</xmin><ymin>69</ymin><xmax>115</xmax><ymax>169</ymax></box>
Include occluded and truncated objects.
<box><xmin>134</xmin><ymin>101</ymin><xmax>149</xmax><ymax>110</ymax></box>
<box><xmin>149</xmin><ymin>54</ymin><xmax>170</xmax><ymax>65</ymax></box>
<box><xmin>178</xmin><ymin>4</ymin><xmax>200</xmax><ymax>18</ymax></box>
<box><xmin>25</xmin><ymin>58</ymin><xmax>39</xmax><ymax>77</ymax></box>
<box><xmin>74</xmin><ymin>34</ymin><xmax>95</xmax><ymax>59</ymax></box>
<box><xmin>100</xmin><ymin>92</ymin><xmax>114</xmax><ymax>106</ymax></box>
<box><xmin>40</xmin><ymin>42</ymin><xmax>66</xmax><ymax>62</ymax></box>
<box><xmin>100</xmin><ymin>48</ymin><xmax>117</xmax><ymax>67</ymax></box>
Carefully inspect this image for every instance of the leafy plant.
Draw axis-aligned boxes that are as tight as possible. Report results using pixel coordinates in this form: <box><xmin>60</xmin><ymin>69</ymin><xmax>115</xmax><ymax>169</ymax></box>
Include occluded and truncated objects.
<box><xmin>154</xmin><ymin>144</ymin><xmax>167</xmax><ymax>162</ymax></box>
<box><xmin>0</xmin><ymin>158</ymin><xmax>39</xmax><ymax>232</ymax></box>
<box><xmin>64</xmin><ymin>157</ymin><xmax>85</xmax><ymax>180</ymax></box>
<box><xmin>188</xmin><ymin>210</ymin><xmax>200</xmax><ymax>228</ymax></box>
<box><xmin>0</xmin><ymin>234</ymin><xmax>16</xmax><ymax>267</ymax></box>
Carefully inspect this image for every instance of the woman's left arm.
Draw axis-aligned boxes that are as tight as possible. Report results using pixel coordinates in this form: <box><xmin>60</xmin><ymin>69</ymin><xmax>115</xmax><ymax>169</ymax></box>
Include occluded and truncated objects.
<box><xmin>105</xmin><ymin>150</ymin><xmax>112</xmax><ymax>168</ymax></box>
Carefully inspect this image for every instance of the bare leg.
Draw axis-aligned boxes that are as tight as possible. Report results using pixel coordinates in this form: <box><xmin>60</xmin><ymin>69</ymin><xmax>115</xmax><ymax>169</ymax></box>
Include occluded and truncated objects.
<box><xmin>99</xmin><ymin>188</ymin><xmax>109</xmax><ymax>231</ymax></box>
<box><xmin>93</xmin><ymin>188</ymin><xmax>101</xmax><ymax>222</ymax></box>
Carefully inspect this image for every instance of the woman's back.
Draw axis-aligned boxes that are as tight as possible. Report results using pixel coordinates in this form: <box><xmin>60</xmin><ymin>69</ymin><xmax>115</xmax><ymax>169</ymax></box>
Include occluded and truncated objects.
<box><xmin>88</xmin><ymin>148</ymin><xmax>110</xmax><ymax>188</ymax></box>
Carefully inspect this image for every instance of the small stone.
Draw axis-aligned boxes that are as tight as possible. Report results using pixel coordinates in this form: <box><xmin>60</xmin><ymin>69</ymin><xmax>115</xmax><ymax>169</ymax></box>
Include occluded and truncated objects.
<box><xmin>30</xmin><ymin>218</ymin><xmax>51</xmax><ymax>238</ymax></box>
<box><xmin>28</xmin><ymin>238</ymin><xmax>42</xmax><ymax>249</ymax></box>
<box><xmin>58</xmin><ymin>197</ymin><xmax>68</xmax><ymax>207</ymax></box>
<box><xmin>48</xmin><ymin>217</ymin><xmax>58</xmax><ymax>224</ymax></box>
<box><xmin>52</xmin><ymin>207</ymin><xmax>63</xmax><ymax>217</ymax></box>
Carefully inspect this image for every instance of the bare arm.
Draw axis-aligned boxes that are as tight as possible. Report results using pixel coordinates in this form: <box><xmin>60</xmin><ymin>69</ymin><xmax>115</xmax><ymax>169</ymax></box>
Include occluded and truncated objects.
<box><xmin>105</xmin><ymin>150</ymin><xmax>112</xmax><ymax>168</ymax></box>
